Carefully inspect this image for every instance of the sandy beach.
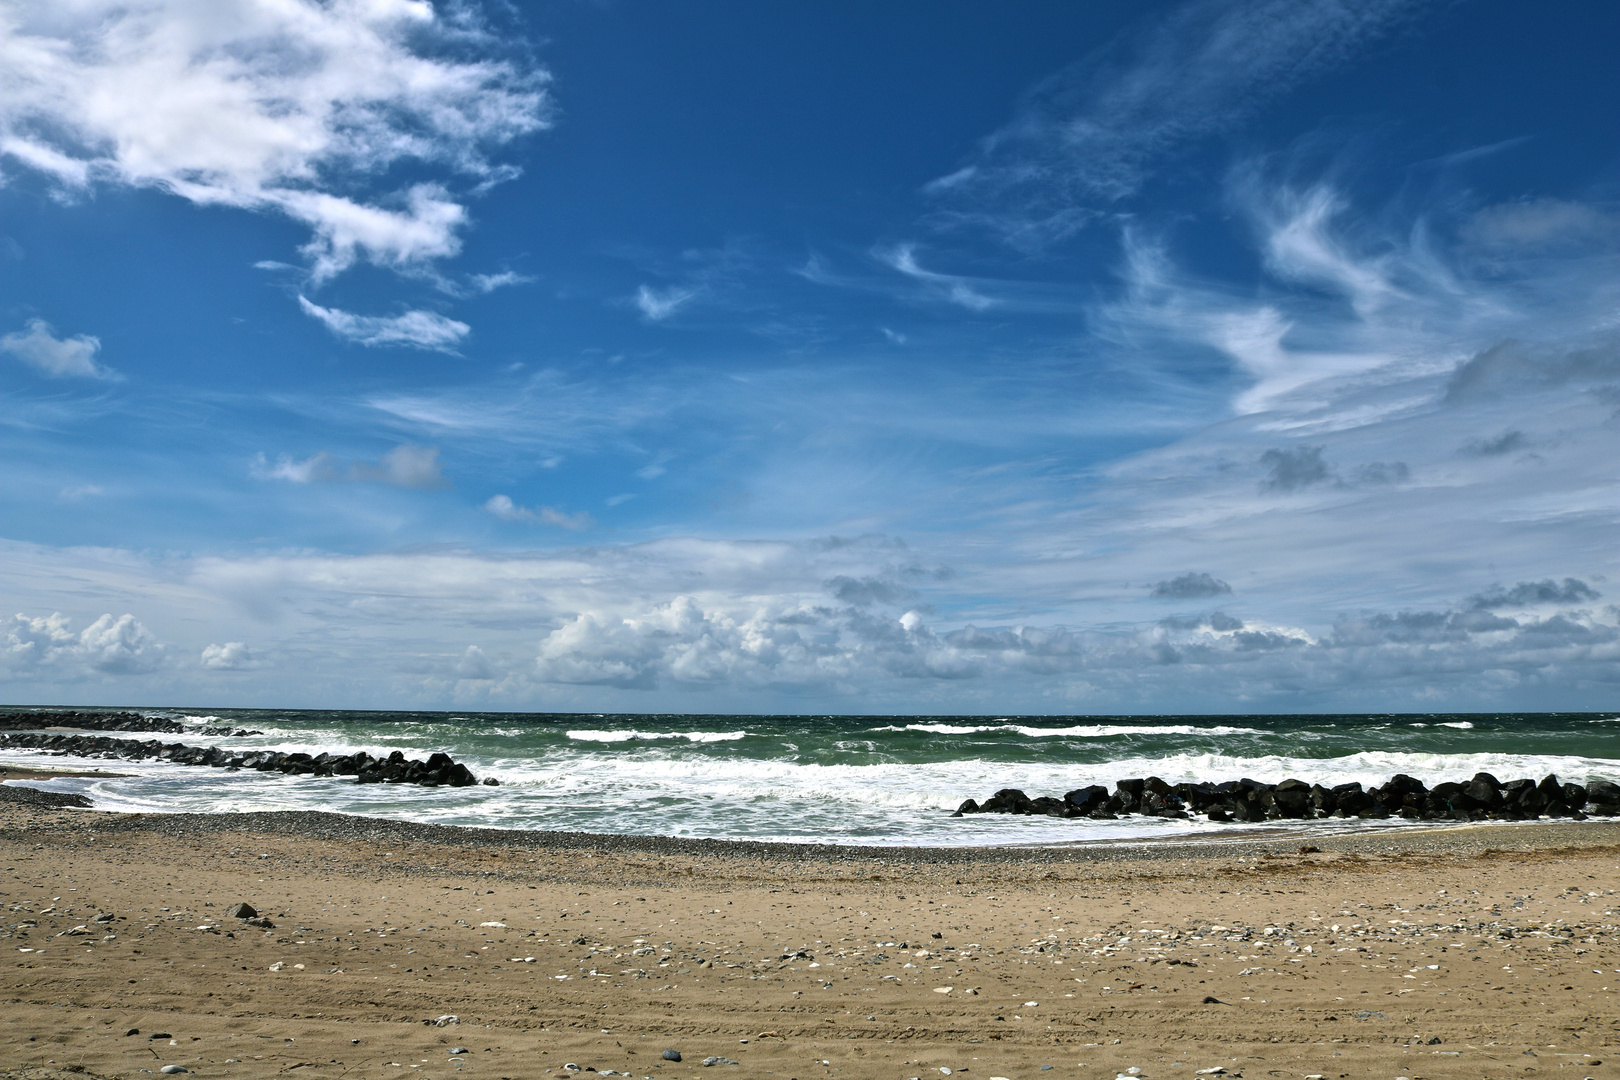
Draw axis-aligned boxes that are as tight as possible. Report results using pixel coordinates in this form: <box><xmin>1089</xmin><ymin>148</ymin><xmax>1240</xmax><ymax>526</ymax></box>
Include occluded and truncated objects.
<box><xmin>2</xmin><ymin>792</ymin><xmax>1618</xmax><ymax>1080</ymax></box>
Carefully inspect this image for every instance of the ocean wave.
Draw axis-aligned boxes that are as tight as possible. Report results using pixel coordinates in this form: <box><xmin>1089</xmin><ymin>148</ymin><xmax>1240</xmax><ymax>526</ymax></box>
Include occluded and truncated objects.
<box><xmin>7</xmin><ymin>741</ymin><xmax>1619</xmax><ymax>848</ymax></box>
<box><xmin>564</xmin><ymin>729</ymin><xmax>748</xmax><ymax>743</ymax></box>
<box><xmin>869</xmin><ymin>722</ymin><xmax>1268</xmax><ymax>738</ymax></box>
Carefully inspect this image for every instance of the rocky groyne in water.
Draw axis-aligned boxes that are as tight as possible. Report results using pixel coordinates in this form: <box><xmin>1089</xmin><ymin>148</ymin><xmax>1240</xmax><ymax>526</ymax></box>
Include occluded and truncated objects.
<box><xmin>955</xmin><ymin>773</ymin><xmax>1620</xmax><ymax>823</ymax></box>
<box><xmin>0</xmin><ymin>710</ymin><xmax>261</xmax><ymax>737</ymax></box>
<box><xmin>0</xmin><ymin>732</ymin><xmax>484</xmax><ymax>788</ymax></box>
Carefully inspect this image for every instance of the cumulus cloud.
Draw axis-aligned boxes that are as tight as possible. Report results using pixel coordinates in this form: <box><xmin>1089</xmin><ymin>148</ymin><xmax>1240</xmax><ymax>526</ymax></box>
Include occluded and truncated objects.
<box><xmin>483</xmin><ymin>494</ymin><xmax>593</xmax><ymax>530</ymax></box>
<box><xmin>199</xmin><ymin>641</ymin><xmax>255</xmax><ymax>670</ymax></box>
<box><xmin>1466</xmin><ymin>578</ymin><xmax>1600</xmax><ymax>611</ymax></box>
<box><xmin>1446</xmin><ymin>336</ymin><xmax>1620</xmax><ymax>402</ymax></box>
<box><xmin>825</xmin><ymin>575</ymin><xmax>917</xmax><ymax>606</ymax></box>
<box><xmin>1150</xmin><ymin>572</ymin><xmax>1232</xmax><ymax>599</ymax></box>
<box><xmin>455</xmin><ymin>644</ymin><xmax>495</xmax><ymax>680</ymax></box>
<box><xmin>2</xmin><ymin>536</ymin><xmax>1614</xmax><ymax>708</ymax></box>
<box><xmin>1462</xmin><ymin>197</ymin><xmax>1620</xmax><ymax>252</ymax></box>
<box><xmin>1354</xmin><ymin>461</ymin><xmax>1409</xmax><ymax>485</ymax></box>
<box><xmin>534</xmin><ymin>596</ymin><xmax>866</xmax><ymax>689</ymax></box>
<box><xmin>4</xmin><ymin>611</ymin><xmax>163</xmax><ymax>675</ymax></box>
<box><xmin>1461</xmin><ymin>430</ymin><xmax>1526</xmax><ymax>457</ymax></box>
<box><xmin>0</xmin><ymin>0</ymin><xmax>549</xmax><ymax>281</ymax></box>
<box><xmin>1259</xmin><ymin>445</ymin><xmax>1332</xmax><ymax>492</ymax></box>
<box><xmin>521</xmin><ymin>584</ymin><xmax>1615</xmax><ymax>696</ymax></box>
<box><xmin>253</xmin><ymin>444</ymin><xmax>447</xmax><ymax>489</ymax></box>
<box><xmin>298</xmin><ymin>297</ymin><xmax>469</xmax><ymax>351</ymax></box>
<box><xmin>0</xmin><ymin>319</ymin><xmax>115</xmax><ymax>378</ymax></box>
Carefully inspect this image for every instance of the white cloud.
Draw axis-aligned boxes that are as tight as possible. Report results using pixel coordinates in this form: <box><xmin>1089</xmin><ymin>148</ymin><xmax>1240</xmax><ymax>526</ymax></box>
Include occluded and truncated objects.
<box><xmin>634</xmin><ymin>284</ymin><xmax>699</xmax><ymax>321</ymax></box>
<box><xmin>1462</xmin><ymin>197</ymin><xmax>1620</xmax><ymax>252</ymax></box>
<box><xmin>929</xmin><ymin>0</ymin><xmax>1428</xmax><ymax>243</ymax></box>
<box><xmin>200</xmin><ymin>641</ymin><xmax>255</xmax><ymax>670</ymax></box>
<box><xmin>483</xmin><ymin>494</ymin><xmax>593</xmax><ymax>530</ymax></box>
<box><xmin>4</xmin><ymin>611</ymin><xmax>163</xmax><ymax>675</ymax></box>
<box><xmin>877</xmin><ymin>244</ymin><xmax>996</xmax><ymax>311</ymax></box>
<box><xmin>455</xmin><ymin>644</ymin><xmax>494</xmax><ymax>680</ymax></box>
<box><xmin>253</xmin><ymin>444</ymin><xmax>447</xmax><ymax>488</ymax></box>
<box><xmin>0</xmin><ymin>0</ymin><xmax>550</xmax><ymax>280</ymax></box>
<box><xmin>58</xmin><ymin>484</ymin><xmax>105</xmax><ymax>502</ymax></box>
<box><xmin>469</xmin><ymin>270</ymin><xmax>533</xmax><ymax>293</ymax></box>
<box><xmin>0</xmin><ymin>526</ymin><xmax>1614</xmax><ymax>710</ymax></box>
<box><xmin>1094</xmin><ymin>173</ymin><xmax>1591</xmax><ymax>418</ymax></box>
<box><xmin>0</xmin><ymin>319</ymin><xmax>115</xmax><ymax>378</ymax></box>
<box><xmin>298</xmin><ymin>296</ymin><xmax>469</xmax><ymax>351</ymax></box>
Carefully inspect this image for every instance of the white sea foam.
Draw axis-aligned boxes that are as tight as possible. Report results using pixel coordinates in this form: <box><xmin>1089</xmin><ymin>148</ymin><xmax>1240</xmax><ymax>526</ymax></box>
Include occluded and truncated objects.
<box><xmin>5</xmin><ymin>713</ymin><xmax>1618</xmax><ymax>848</ymax></box>
<box><xmin>565</xmin><ymin>729</ymin><xmax>748</xmax><ymax>743</ymax></box>
<box><xmin>872</xmin><ymin>723</ymin><xmax>1269</xmax><ymax>737</ymax></box>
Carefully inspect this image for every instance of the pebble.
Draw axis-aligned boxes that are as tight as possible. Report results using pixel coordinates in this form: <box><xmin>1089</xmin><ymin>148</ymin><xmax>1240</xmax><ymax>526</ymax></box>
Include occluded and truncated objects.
<box><xmin>449</xmin><ymin>1047</ymin><xmax>468</xmax><ymax>1055</ymax></box>
<box><xmin>662</xmin><ymin>1049</ymin><xmax>683</xmax><ymax>1062</ymax></box>
<box><xmin>702</xmin><ymin>1056</ymin><xmax>739</xmax><ymax>1067</ymax></box>
<box><xmin>160</xmin><ymin>1067</ymin><xmax>188</xmax><ymax>1075</ymax></box>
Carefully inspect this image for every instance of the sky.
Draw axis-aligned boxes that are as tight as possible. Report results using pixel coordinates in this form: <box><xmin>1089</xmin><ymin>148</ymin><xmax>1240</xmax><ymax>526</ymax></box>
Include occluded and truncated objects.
<box><xmin>1</xmin><ymin>0</ymin><xmax>1618</xmax><ymax>714</ymax></box>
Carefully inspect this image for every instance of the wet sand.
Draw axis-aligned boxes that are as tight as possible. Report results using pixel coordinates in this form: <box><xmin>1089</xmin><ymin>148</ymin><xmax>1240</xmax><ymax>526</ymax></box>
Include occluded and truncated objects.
<box><xmin>2</xmin><ymin>802</ymin><xmax>1617</xmax><ymax>1080</ymax></box>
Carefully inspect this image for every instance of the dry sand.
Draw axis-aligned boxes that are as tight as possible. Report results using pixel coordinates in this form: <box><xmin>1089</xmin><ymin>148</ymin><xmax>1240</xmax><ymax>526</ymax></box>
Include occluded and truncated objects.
<box><xmin>2</xmin><ymin>796</ymin><xmax>1618</xmax><ymax>1080</ymax></box>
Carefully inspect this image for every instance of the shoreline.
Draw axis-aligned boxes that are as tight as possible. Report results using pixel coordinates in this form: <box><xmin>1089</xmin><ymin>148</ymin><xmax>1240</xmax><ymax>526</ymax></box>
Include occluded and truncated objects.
<box><xmin>11</xmin><ymin>781</ymin><xmax>1620</xmax><ymax>863</ymax></box>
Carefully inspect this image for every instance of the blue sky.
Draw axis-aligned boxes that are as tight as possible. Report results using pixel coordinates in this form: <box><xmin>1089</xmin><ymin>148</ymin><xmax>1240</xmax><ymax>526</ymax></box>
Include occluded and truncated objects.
<box><xmin>2</xmin><ymin>0</ymin><xmax>1618</xmax><ymax>712</ymax></box>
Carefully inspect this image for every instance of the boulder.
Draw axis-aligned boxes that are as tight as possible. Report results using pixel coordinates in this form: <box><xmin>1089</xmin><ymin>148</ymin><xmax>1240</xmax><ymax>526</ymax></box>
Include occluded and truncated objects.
<box><xmin>979</xmin><ymin>788</ymin><xmax>1035</xmax><ymax>815</ymax></box>
<box><xmin>1272</xmin><ymin>779</ymin><xmax>1311</xmax><ymax>818</ymax></box>
<box><xmin>1063</xmin><ymin>785</ymin><xmax>1109</xmax><ymax>815</ymax></box>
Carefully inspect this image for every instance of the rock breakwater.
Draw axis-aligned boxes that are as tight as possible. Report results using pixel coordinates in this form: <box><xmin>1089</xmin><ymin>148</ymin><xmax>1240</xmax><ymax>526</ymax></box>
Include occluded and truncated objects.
<box><xmin>0</xmin><ymin>710</ymin><xmax>261</xmax><ymax>736</ymax></box>
<box><xmin>0</xmin><ymin>732</ymin><xmax>481</xmax><ymax>788</ymax></box>
<box><xmin>955</xmin><ymin>772</ymin><xmax>1620</xmax><ymax>823</ymax></box>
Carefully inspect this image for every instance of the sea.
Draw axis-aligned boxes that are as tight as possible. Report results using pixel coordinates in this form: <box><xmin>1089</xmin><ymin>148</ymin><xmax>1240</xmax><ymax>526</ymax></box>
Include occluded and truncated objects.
<box><xmin>3</xmin><ymin>710</ymin><xmax>1619</xmax><ymax>847</ymax></box>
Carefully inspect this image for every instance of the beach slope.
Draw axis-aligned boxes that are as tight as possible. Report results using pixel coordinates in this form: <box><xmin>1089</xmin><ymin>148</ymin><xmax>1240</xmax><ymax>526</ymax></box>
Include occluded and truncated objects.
<box><xmin>2</xmin><ymin>801</ymin><xmax>1617</xmax><ymax>1079</ymax></box>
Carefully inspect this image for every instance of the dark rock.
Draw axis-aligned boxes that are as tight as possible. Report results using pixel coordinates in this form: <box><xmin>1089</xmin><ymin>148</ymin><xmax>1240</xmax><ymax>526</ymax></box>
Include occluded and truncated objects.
<box><xmin>1272</xmin><ymin>779</ymin><xmax>1311</xmax><ymax>818</ymax></box>
<box><xmin>1063</xmin><ymin>785</ymin><xmax>1109</xmax><ymax>814</ymax></box>
<box><xmin>952</xmin><ymin>799</ymin><xmax>980</xmax><ymax>817</ymax></box>
<box><xmin>662</xmin><ymin>1050</ymin><xmax>682</xmax><ymax>1062</ymax></box>
<box><xmin>482</xmin><ymin>777</ymin><xmax>501</xmax><ymax>786</ymax></box>
<box><xmin>1588</xmin><ymin>779</ymin><xmax>1620</xmax><ymax>804</ymax></box>
<box><xmin>1464</xmin><ymin>776</ymin><xmax>1503</xmax><ymax>808</ymax></box>
<box><xmin>979</xmin><ymin>788</ymin><xmax>1035</xmax><ymax>815</ymax></box>
<box><xmin>0</xmin><ymin>731</ymin><xmax>481</xmax><ymax>795</ymax></box>
<box><xmin>228</xmin><ymin>903</ymin><xmax>258</xmax><ymax>919</ymax></box>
